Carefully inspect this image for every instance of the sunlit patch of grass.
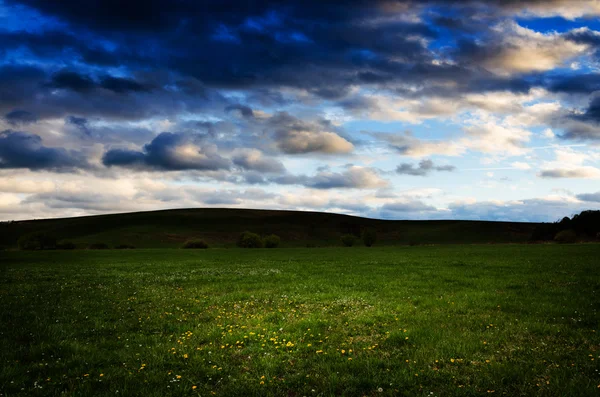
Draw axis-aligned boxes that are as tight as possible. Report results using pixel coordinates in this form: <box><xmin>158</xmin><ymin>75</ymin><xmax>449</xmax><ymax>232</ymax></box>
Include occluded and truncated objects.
<box><xmin>0</xmin><ymin>244</ymin><xmax>599</xmax><ymax>396</ymax></box>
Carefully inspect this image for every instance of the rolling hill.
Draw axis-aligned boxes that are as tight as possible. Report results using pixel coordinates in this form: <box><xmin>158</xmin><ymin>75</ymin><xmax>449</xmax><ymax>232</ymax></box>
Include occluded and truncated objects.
<box><xmin>0</xmin><ymin>208</ymin><xmax>541</xmax><ymax>249</ymax></box>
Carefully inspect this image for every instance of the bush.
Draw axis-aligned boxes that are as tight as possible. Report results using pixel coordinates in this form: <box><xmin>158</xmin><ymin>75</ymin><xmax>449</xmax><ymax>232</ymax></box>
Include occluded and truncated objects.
<box><xmin>115</xmin><ymin>244</ymin><xmax>136</xmax><ymax>249</ymax></box>
<box><xmin>361</xmin><ymin>228</ymin><xmax>377</xmax><ymax>247</ymax></box>
<box><xmin>88</xmin><ymin>243</ymin><xmax>109</xmax><ymax>250</ymax></box>
<box><xmin>18</xmin><ymin>231</ymin><xmax>57</xmax><ymax>250</ymax></box>
<box><xmin>264</xmin><ymin>234</ymin><xmax>281</xmax><ymax>248</ymax></box>
<box><xmin>341</xmin><ymin>234</ymin><xmax>356</xmax><ymax>247</ymax></box>
<box><xmin>182</xmin><ymin>239</ymin><xmax>208</xmax><ymax>249</ymax></box>
<box><xmin>56</xmin><ymin>241</ymin><xmax>76</xmax><ymax>250</ymax></box>
<box><xmin>554</xmin><ymin>229</ymin><xmax>577</xmax><ymax>244</ymax></box>
<box><xmin>237</xmin><ymin>231</ymin><xmax>264</xmax><ymax>248</ymax></box>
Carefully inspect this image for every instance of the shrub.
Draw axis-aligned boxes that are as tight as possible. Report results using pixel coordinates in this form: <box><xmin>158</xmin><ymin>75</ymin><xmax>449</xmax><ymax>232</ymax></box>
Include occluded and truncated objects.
<box><xmin>361</xmin><ymin>228</ymin><xmax>377</xmax><ymax>247</ymax></box>
<box><xmin>237</xmin><ymin>231</ymin><xmax>264</xmax><ymax>248</ymax></box>
<box><xmin>115</xmin><ymin>244</ymin><xmax>136</xmax><ymax>249</ymax></box>
<box><xmin>88</xmin><ymin>243</ymin><xmax>109</xmax><ymax>249</ymax></box>
<box><xmin>264</xmin><ymin>234</ymin><xmax>281</xmax><ymax>248</ymax></box>
<box><xmin>56</xmin><ymin>241</ymin><xmax>76</xmax><ymax>250</ymax></box>
<box><xmin>182</xmin><ymin>239</ymin><xmax>208</xmax><ymax>249</ymax></box>
<box><xmin>341</xmin><ymin>234</ymin><xmax>356</xmax><ymax>247</ymax></box>
<box><xmin>554</xmin><ymin>229</ymin><xmax>577</xmax><ymax>244</ymax></box>
<box><xmin>18</xmin><ymin>231</ymin><xmax>57</xmax><ymax>250</ymax></box>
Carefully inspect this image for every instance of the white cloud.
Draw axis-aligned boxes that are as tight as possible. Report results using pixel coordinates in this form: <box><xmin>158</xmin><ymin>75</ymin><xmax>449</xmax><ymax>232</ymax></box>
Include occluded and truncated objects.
<box><xmin>0</xmin><ymin>178</ymin><xmax>55</xmax><ymax>193</ymax></box>
<box><xmin>511</xmin><ymin>162</ymin><xmax>531</xmax><ymax>170</ymax></box>
<box><xmin>479</xmin><ymin>22</ymin><xmax>590</xmax><ymax>75</ymax></box>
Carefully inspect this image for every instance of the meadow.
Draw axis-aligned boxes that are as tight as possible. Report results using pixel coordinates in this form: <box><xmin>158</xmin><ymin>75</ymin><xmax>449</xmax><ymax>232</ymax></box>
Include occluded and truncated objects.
<box><xmin>1</xmin><ymin>244</ymin><xmax>599</xmax><ymax>396</ymax></box>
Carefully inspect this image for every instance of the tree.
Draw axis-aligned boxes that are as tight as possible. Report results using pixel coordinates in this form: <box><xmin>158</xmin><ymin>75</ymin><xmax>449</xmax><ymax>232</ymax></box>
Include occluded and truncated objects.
<box><xmin>237</xmin><ymin>231</ymin><xmax>264</xmax><ymax>248</ymax></box>
<box><xmin>341</xmin><ymin>234</ymin><xmax>356</xmax><ymax>247</ymax></box>
<box><xmin>182</xmin><ymin>239</ymin><xmax>208</xmax><ymax>249</ymax></box>
<box><xmin>264</xmin><ymin>234</ymin><xmax>281</xmax><ymax>248</ymax></box>
<box><xmin>554</xmin><ymin>229</ymin><xmax>577</xmax><ymax>244</ymax></box>
<box><xmin>361</xmin><ymin>228</ymin><xmax>377</xmax><ymax>247</ymax></box>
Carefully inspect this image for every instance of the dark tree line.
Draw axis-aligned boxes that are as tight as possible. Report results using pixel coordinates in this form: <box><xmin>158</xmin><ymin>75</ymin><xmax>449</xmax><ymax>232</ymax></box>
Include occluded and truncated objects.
<box><xmin>531</xmin><ymin>210</ymin><xmax>600</xmax><ymax>242</ymax></box>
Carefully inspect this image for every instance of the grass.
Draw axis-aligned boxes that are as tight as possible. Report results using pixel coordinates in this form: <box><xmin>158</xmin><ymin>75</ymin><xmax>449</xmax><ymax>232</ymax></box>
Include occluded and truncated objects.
<box><xmin>0</xmin><ymin>244</ymin><xmax>599</xmax><ymax>396</ymax></box>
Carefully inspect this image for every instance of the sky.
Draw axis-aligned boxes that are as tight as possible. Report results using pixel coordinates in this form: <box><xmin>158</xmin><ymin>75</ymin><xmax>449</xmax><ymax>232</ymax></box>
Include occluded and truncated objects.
<box><xmin>1</xmin><ymin>0</ymin><xmax>600</xmax><ymax>222</ymax></box>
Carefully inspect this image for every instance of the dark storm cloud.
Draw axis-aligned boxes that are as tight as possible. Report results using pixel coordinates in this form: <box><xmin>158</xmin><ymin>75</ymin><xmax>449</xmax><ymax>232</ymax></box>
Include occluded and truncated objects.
<box><xmin>564</xmin><ymin>28</ymin><xmax>600</xmax><ymax>46</ymax></box>
<box><xmin>574</xmin><ymin>97</ymin><xmax>600</xmax><ymax>123</ymax></box>
<box><xmin>0</xmin><ymin>28</ymin><xmax>142</xmax><ymax>67</ymax></box>
<box><xmin>65</xmin><ymin>116</ymin><xmax>91</xmax><ymax>136</ymax></box>
<box><xmin>102</xmin><ymin>132</ymin><xmax>231</xmax><ymax>171</ymax></box>
<box><xmin>1</xmin><ymin>0</ymin><xmax>563</xmax><ymax>133</ymax></box>
<box><xmin>0</xmin><ymin>64</ymin><xmax>46</xmax><ymax>105</ymax></box>
<box><xmin>554</xmin><ymin>97</ymin><xmax>600</xmax><ymax>141</ymax></box>
<box><xmin>0</xmin><ymin>63</ymin><xmax>229</xmax><ymax>121</ymax></box>
<box><xmin>545</xmin><ymin>74</ymin><xmax>600</xmax><ymax>94</ymax></box>
<box><xmin>396</xmin><ymin>159</ymin><xmax>456</xmax><ymax>176</ymax></box>
<box><xmin>99</xmin><ymin>75</ymin><xmax>151</xmax><ymax>93</ymax></box>
<box><xmin>49</xmin><ymin>70</ymin><xmax>150</xmax><ymax>94</ymax></box>
<box><xmin>0</xmin><ymin>1</ymin><xmax>434</xmax><ymax>99</ymax></box>
<box><xmin>49</xmin><ymin>70</ymin><xmax>96</xmax><ymax>92</ymax></box>
<box><xmin>4</xmin><ymin>109</ymin><xmax>37</xmax><ymax>125</ymax></box>
<box><xmin>0</xmin><ymin>130</ymin><xmax>88</xmax><ymax>170</ymax></box>
<box><xmin>9</xmin><ymin>0</ymin><xmax>595</xmax><ymax>34</ymax></box>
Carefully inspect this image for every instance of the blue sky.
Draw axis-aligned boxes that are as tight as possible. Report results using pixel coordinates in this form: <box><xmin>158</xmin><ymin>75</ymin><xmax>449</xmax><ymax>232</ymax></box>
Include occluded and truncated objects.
<box><xmin>1</xmin><ymin>0</ymin><xmax>600</xmax><ymax>221</ymax></box>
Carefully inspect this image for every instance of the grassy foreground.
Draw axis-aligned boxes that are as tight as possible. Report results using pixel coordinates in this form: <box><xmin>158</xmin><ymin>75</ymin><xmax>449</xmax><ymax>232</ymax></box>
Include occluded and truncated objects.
<box><xmin>1</xmin><ymin>245</ymin><xmax>599</xmax><ymax>396</ymax></box>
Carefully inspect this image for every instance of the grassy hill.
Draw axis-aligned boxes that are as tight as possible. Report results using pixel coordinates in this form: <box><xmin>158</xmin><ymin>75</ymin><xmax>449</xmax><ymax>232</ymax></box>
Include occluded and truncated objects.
<box><xmin>0</xmin><ymin>208</ymin><xmax>540</xmax><ymax>249</ymax></box>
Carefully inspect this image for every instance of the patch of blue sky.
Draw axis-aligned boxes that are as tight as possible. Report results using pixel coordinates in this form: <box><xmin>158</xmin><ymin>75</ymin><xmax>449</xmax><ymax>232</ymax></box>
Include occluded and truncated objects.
<box><xmin>414</xmin><ymin>118</ymin><xmax>463</xmax><ymax>138</ymax></box>
<box><xmin>516</xmin><ymin>16</ymin><xmax>600</xmax><ymax>33</ymax></box>
<box><xmin>344</xmin><ymin>120</ymin><xmax>409</xmax><ymax>134</ymax></box>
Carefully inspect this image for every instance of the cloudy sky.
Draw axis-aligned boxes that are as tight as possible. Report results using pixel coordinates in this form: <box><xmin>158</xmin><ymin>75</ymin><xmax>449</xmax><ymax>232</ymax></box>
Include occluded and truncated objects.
<box><xmin>2</xmin><ymin>0</ymin><xmax>600</xmax><ymax>222</ymax></box>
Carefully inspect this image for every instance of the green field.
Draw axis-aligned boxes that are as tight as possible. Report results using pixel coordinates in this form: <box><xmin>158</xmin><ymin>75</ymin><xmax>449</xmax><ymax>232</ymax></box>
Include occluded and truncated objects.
<box><xmin>1</xmin><ymin>245</ymin><xmax>599</xmax><ymax>396</ymax></box>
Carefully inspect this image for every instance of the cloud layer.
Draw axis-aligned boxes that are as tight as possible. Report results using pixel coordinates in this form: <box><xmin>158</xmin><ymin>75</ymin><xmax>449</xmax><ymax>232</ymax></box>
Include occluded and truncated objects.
<box><xmin>1</xmin><ymin>0</ymin><xmax>600</xmax><ymax>221</ymax></box>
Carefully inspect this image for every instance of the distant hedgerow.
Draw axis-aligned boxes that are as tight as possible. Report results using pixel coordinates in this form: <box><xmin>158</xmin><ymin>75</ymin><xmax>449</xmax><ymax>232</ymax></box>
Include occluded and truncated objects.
<box><xmin>88</xmin><ymin>243</ymin><xmax>109</xmax><ymax>250</ymax></box>
<box><xmin>237</xmin><ymin>231</ymin><xmax>264</xmax><ymax>248</ymax></box>
<box><xmin>264</xmin><ymin>234</ymin><xmax>281</xmax><ymax>248</ymax></box>
<box><xmin>182</xmin><ymin>239</ymin><xmax>209</xmax><ymax>249</ymax></box>
<box><xmin>554</xmin><ymin>229</ymin><xmax>577</xmax><ymax>244</ymax></box>
<box><xmin>115</xmin><ymin>244</ymin><xmax>136</xmax><ymax>249</ymax></box>
<box><xmin>56</xmin><ymin>241</ymin><xmax>76</xmax><ymax>250</ymax></box>
<box><xmin>18</xmin><ymin>232</ymin><xmax>57</xmax><ymax>250</ymax></box>
<box><xmin>340</xmin><ymin>234</ymin><xmax>356</xmax><ymax>247</ymax></box>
